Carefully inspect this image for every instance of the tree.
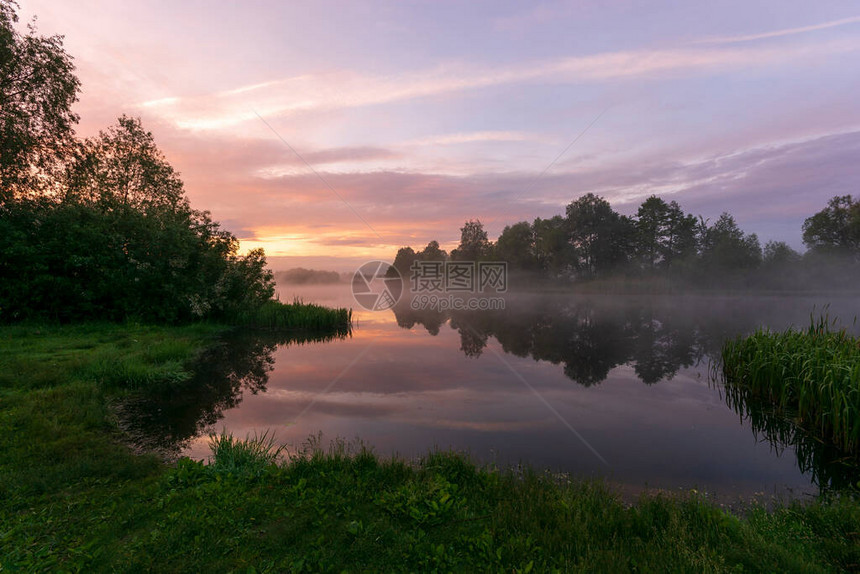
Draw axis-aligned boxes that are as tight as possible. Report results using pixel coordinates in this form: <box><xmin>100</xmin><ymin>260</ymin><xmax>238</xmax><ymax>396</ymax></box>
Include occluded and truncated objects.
<box><xmin>0</xmin><ymin>0</ymin><xmax>80</xmax><ymax>201</ymax></box>
<box><xmin>495</xmin><ymin>221</ymin><xmax>537</xmax><ymax>270</ymax></box>
<box><xmin>533</xmin><ymin>215</ymin><xmax>573</xmax><ymax>275</ymax></box>
<box><xmin>65</xmin><ymin>115</ymin><xmax>186</xmax><ymax>212</ymax></box>
<box><xmin>0</xmin><ymin>3</ymin><xmax>276</xmax><ymax>323</ymax></box>
<box><xmin>0</xmin><ymin>115</ymin><xmax>275</xmax><ymax>322</ymax></box>
<box><xmin>699</xmin><ymin>213</ymin><xmax>762</xmax><ymax>271</ymax></box>
<box><xmin>802</xmin><ymin>195</ymin><xmax>860</xmax><ymax>256</ymax></box>
<box><xmin>417</xmin><ymin>240</ymin><xmax>447</xmax><ymax>261</ymax></box>
<box><xmin>634</xmin><ymin>196</ymin><xmax>697</xmax><ymax>271</ymax></box>
<box><xmin>635</xmin><ymin>196</ymin><xmax>667</xmax><ymax>269</ymax></box>
<box><xmin>387</xmin><ymin>246</ymin><xmax>417</xmax><ymax>278</ymax></box>
<box><xmin>450</xmin><ymin>219</ymin><xmax>491</xmax><ymax>261</ymax></box>
<box><xmin>762</xmin><ymin>241</ymin><xmax>801</xmax><ymax>267</ymax></box>
<box><xmin>662</xmin><ymin>200</ymin><xmax>698</xmax><ymax>268</ymax></box>
<box><xmin>565</xmin><ymin>193</ymin><xmax>632</xmax><ymax>276</ymax></box>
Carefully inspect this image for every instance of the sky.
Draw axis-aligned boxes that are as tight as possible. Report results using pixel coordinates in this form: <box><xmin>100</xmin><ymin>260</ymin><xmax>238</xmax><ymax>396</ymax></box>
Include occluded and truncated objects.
<box><xmin>16</xmin><ymin>0</ymin><xmax>860</xmax><ymax>271</ymax></box>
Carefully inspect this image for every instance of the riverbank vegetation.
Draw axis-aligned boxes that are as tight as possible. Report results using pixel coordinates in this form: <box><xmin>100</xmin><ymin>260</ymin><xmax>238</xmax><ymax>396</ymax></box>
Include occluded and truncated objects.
<box><xmin>232</xmin><ymin>299</ymin><xmax>352</xmax><ymax>333</ymax></box>
<box><xmin>2</xmin><ymin>323</ymin><xmax>859</xmax><ymax>571</ymax></box>
<box><xmin>722</xmin><ymin>315</ymin><xmax>860</xmax><ymax>455</ymax></box>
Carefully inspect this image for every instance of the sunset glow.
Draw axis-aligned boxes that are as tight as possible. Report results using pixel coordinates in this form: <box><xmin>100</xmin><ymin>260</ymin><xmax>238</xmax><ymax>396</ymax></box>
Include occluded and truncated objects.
<box><xmin>18</xmin><ymin>0</ymin><xmax>860</xmax><ymax>270</ymax></box>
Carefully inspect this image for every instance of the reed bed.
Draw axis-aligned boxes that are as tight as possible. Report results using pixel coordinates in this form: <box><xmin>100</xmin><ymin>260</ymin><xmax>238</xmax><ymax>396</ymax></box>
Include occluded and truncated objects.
<box><xmin>721</xmin><ymin>314</ymin><xmax>860</xmax><ymax>454</ymax></box>
<box><xmin>230</xmin><ymin>299</ymin><xmax>352</xmax><ymax>333</ymax></box>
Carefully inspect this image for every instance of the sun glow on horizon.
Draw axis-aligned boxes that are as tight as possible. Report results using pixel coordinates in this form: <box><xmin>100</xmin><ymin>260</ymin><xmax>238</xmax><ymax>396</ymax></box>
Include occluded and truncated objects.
<box><xmin>19</xmin><ymin>0</ymin><xmax>859</xmax><ymax>266</ymax></box>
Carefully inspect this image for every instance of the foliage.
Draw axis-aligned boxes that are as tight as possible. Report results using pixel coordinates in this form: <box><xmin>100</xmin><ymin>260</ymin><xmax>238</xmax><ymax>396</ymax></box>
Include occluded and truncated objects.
<box><xmin>389</xmin><ymin>195</ymin><xmax>860</xmax><ymax>290</ymax></box>
<box><xmin>0</xmin><ymin>195</ymin><xmax>275</xmax><ymax>322</ymax></box>
<box><xmin>418</xmin><ymin>239</ymin><xmax>447</xmax><ymax>261</ymax></box>
<box><xmin>387</xmin><ymin>245</ymin><xmax>418</xmax><ymax>278</ymax></box>
<box><xmin>450</xmin><ymin>219</ymin><xmax>491</xmax><ymax>261</ymax></box>
<box><xmin>208</xmin><ymin>429</ymin><xmax>284</xmax><ymax>477</ymax></box>
<box><xmin>230</xmin><ymin>299</ymin><xmax>351</xmax><ymax>333</ymax></box>
<box><xmin>495</xmin><ymin>221</ymin><xmax>538</xmax><ymax>270</ymax></box>
<box><xmin>722</xmin><ymin>314</ymin><xmax>860</xmax><ymax>453</ymax></box>
<box><xmin>0</xmin><ymin>113</ymin><xmax>277</xmax><ymax>322</ymax></box>
<box><xmin>533</xmin><ymin>215</ymin><xmax>573</xmax><ymax>275</ymax></box>
<box><xmin>763</xmin><ymin>240</ymin><xmax>802</xmax><ymax>267</ymax></box>
<box><xmin>565</xmin><ymin>193</ymin><xmax>635</xmax><ymax>276</ymax></box>
<box><xmin>387</xmin><ymin>241</ymin><xmax>449</xmax><ymax>279</ymax></box>
<box><xmin>803</xmin><ymin>195</ymin><xmax>860</xmax><ymax>257</ymax></box>
<box><xmin>0</xmin><ymin>2</ymin><xmax>283</xmax><ymax>324</ymax></box>
<box><xmin>698</xmin><ymin>213</ymin><xmax>762</xmax><ymax>272</ymax></box>
<box><xmin>635</xmin><ymin>195</ymin><xmax>698</xmax><ymax>271</ymax></box>
<box><xmin>65</xmin><ymin>114</ymin><xmax>186</xmax><ymax>212</ymax></box>
<box><xmin>0</xmin><ymin>0</ymin><xmax>80</xmax><ymax>200</ymax></box>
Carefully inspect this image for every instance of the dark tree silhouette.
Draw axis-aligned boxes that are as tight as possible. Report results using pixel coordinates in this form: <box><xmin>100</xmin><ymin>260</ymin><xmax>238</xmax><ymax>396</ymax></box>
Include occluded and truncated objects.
<box><xmin>495</xmin><ymin>221</ymin><xmax>538</xmax><ymax>270</ymax></box>
<box><xmin>698</xmin><ymin>213</ymin><xmax>762</xmax><ymax>271</ymax></box>
<box><xmin>635</xmin><ymin>196</ymin><xmax>697</xmax><ymax>271</ymax></box>
<box><xmin>0</xmin><ymin>0</ymin><xmax>80</xmax><ymax>201</ymax></box>
<box><xmin>802</xmin><ymin>195</ymin><xmax>860</xmax><ymax>257</ymax></box>
<box><xmin>565</xmin><ymin>193</ymin><xmax>634</xmax><ymax>276</ymax></box>
<box><xmin>418</xmin><ymin>240</ymin><xmax>448</xmax><ymax>261</ymax></box>
<box><xmin>451</xmin><ymin>219</ymin><xmax>491</xmax><ymax>261</ymax></box>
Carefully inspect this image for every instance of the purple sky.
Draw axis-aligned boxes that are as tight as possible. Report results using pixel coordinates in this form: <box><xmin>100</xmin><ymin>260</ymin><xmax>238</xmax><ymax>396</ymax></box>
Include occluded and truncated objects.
<box><xmin>18</xmin><ymin>0</ymin><xmax>860</xmax><ymax>270</ymax></box>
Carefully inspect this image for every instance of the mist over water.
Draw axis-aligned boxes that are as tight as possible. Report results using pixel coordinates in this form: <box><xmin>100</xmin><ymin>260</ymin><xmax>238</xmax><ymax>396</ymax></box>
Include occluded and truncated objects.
<box><xmin>138</xmin><ymin>282</ymin><xmax>860</xmax><ymax>501</ymax></box>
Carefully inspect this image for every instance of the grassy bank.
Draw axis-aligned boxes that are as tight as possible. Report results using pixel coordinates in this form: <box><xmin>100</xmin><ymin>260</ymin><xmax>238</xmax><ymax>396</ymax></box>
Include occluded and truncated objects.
<box><xmin>1</xmin><ymin>324</ymin><xmax>859</xmax><ymax>571</ymax></box>
<box><xmin>721</xmin><ymin>315</ymin><xmax>860</xmax><ymax>454</ymax></box>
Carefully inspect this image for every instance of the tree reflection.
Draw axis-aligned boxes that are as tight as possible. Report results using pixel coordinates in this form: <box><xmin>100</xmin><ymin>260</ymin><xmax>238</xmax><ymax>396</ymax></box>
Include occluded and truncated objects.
<box><xmin>113</xmin><ymin>329</ymin><xmax>349</xmax><ymax>458</ymax></box>
<box><xmin>392</xmin><ymin>296</ymin><xmax>736</xmax><ymax>387</ymax></box>
<box><xmin>395</xmin><ymin>305</ymin><xmax>446</xmax><ymax>335</ymax></box>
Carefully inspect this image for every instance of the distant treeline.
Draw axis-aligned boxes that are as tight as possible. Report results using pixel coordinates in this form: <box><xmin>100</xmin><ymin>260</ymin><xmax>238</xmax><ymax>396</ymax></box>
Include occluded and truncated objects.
<box><xmin>389</xmin><ymin>193</ymin><xmax>860</xmax><ymax>290</ymax></box>
<box><xmin>0</xmin><ymin>3</ymin><xmax>274</xmax><ymax>322</ymax></box>
<box><xmin>275</xmin><ymin>268</ymin><xmax>341</xmax><ymax>285</ymax></box>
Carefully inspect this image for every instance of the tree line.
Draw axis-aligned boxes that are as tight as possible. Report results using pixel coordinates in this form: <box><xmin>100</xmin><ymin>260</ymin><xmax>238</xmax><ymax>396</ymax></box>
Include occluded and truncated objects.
<box><xmin>0</xmin><ymin>1</ymin><xmax>274</xmax><ymax>322</ymax></box>
<box><xmin>390</xmin><ymin>193</ymin><xmax>860</xmax><ymax>289</ymax></box>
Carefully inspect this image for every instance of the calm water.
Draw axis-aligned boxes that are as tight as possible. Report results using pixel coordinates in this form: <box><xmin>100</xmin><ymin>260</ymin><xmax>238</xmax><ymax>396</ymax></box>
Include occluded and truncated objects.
<box><xmin>119</xmin><ymin>285</ymin><xmax>860</xmax><ymax>501</ymax></box>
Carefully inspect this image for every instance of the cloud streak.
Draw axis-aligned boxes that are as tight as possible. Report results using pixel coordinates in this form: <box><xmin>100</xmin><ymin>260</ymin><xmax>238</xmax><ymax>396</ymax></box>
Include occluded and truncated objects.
<box><xmin>696</xmin><ymin>15</ymin><xmax>860</xmax><ymax>45</ymax></box>
<box><xmin>404</xmin><ymin>130</ymin><xmax>547</xmax><ymax>146</ymax></box>
<box><xmin>140</xmin><ymin>38</ymin><xmax>860</xmax><ymax>132</ymax></box>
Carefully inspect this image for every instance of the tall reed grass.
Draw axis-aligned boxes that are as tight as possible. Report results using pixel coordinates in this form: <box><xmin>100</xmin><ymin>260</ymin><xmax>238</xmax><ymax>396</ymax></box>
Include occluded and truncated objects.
<box><xmin>230</xmin><ymin>299</ymin><xmax>352</xmax><ymax>333</ymax></box>
<box><xmin>208</xmin><ymin>429</ymin><xmax>284</xmax><ymax>476</ymax></box>
<box><xmin>721</xmin><ymin>313</ymin><xmax>860</xmax><ymax>454</ymax></box>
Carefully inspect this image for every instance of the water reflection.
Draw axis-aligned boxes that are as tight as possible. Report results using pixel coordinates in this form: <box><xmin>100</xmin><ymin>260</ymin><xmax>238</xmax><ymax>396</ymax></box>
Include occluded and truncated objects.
<box><xmin>721</xmin><ymin>382</ymin><xmax>860</xmax><ymax>492</ymax></box>
<box><xmin>386</xmin><ymin>293</ymin><xmax>860</xmax><ymax>492</ymax></box>
<box><xmin>116</xmin><ymin>284</ymin><xmax>860</xmax><ymax>500</ymax></box>
<box><xmin>114</xmin><ymin>329</ymin><xmax>349</xmax><ymax>457</ymax></box>
<box><xmin>391</xmin><ymin>296</ymin><xmax>744</xmax><ymax>386</ymax></box>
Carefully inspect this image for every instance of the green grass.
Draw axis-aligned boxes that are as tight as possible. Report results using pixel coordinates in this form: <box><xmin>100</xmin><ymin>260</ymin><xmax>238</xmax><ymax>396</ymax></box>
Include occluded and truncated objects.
<box><xmin>1</xmin><ymin>323</ymin><xmax>860</xmax><ymax>571</ymax></box>
<box><xmin>208</xmin><ymin>429</ymin><xmax>284</xmax><ymax>477</ymax></box>
<box><xmin>721</xmin><ymin>314</ymin><xmax>860</xmax><ymax>454</ymax></box>
<box><xmin>231</xmin><ymin>299</ymin><xmax>352</xmax><ymax>333</ymax></box>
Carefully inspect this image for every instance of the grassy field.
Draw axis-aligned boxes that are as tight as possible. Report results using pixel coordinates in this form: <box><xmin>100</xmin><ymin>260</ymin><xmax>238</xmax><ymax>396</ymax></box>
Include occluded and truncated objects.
<box><xmin>1</xmin><ymin>323</ymin><xmax>859</xmax><ymax>571</ymax></box>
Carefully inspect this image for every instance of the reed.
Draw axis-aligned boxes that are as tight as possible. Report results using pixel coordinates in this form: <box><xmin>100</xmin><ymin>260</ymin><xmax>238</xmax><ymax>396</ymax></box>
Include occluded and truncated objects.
<box><xmin>721</xmin><ymin>313</ymin><xmax>860</xmax><ymax>453</ymax></box>
<box><xmin>207</xmin><ymin>429</ymin><xmax>284</xmax><ymax>475</ymax></box>
<box><xmin>230</xmin><ymin>298</ymin><xmax>352</xmax><ymax>333</ymax></box>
